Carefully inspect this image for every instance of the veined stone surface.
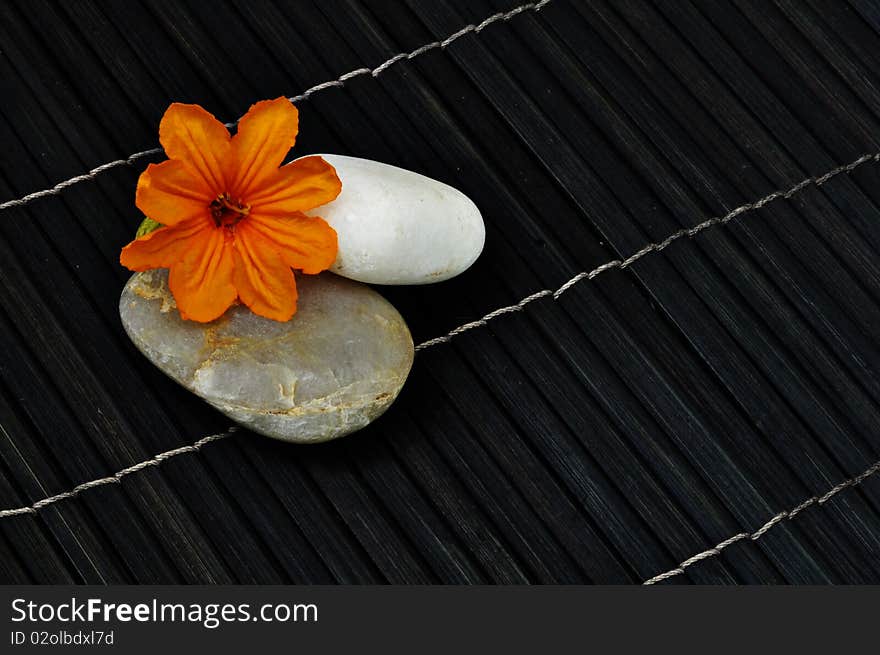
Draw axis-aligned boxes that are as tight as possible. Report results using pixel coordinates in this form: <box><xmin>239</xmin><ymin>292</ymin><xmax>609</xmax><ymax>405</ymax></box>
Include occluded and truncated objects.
<box><xmin>304</xmin><ymin>154</ymin><xmax>485</xmax><ymax>285</ymax></box>
<box><xmin>120</xmin><ymin>270</ymin><xmax>414</xmax><ymax>443</ymax></box>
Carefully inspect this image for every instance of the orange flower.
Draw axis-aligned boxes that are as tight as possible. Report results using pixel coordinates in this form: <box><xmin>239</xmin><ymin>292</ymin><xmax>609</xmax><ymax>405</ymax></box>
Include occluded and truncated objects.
<box><xmin>120</xmin><ymin>97</ymin><xmax>341</xmax><ymax>322</ymax></box>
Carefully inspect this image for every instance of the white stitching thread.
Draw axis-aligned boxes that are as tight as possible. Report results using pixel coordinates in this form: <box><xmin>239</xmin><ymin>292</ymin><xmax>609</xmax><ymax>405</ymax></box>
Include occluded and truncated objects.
<box><xmin>414</xmin><ymin>152</ymin><xmax>880</xmax><ymax>350</ymax></box>
<box><xmin>643</xmin><ymin>458</ymin><xmax>880</xmax><ymax>585</ymax></box>
<box><xmin>0</xmin><ymin>429</ymin><xmax>236</xmax><ymax>518</ymax></box>
<box><xmin>1</xmin><ymin>151</ymin><xmax>876</xmax><ymax>520</ymax></box>
<box><xmin>0</xmin><ymin>149</ymin><xmax>165</xmax><ymax>210</ymax></box>
<box><xmin>0</xmin><ymin>0</ymin><xmax>552</xmax><ymax>212</ymax></box>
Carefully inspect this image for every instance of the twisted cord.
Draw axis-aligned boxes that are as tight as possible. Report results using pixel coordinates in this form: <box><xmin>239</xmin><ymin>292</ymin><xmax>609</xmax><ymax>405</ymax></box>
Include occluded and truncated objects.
<box><xmin>0</xmin><ymin>0</ymin><xmax>551</xmax><ymax>212</ymax></box>
<box><xmin>416</xmin><ymin>152</ymin><xmax>880</xmax><ymax>350</ymax></box>
<box><xmin>643</xmin><ymin>458</ymin><xmax>880</xmax><ymax>585</ymax></box>
<box><xmin>0</xmin><ymin>429</ymin><xmax>236</xmax><ymax>518</ymax></box>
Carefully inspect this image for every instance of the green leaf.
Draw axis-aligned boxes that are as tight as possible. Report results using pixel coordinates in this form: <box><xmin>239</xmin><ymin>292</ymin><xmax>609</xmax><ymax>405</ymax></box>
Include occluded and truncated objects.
<box><xmin>135</xmin><ymin>216</ymin><xmax>164</xmax><ymax>238</ymax></box>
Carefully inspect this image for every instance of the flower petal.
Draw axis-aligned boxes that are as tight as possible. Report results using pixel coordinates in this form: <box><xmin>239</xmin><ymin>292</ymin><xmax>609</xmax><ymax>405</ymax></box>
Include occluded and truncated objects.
<box><xmin>247</xmin><ymin>156</ymin><xmax>342</xmax><ymax>216</ymax></box>
<box><xmin>167</xmin><ymin>228</ymin><xmax>237</xmax><ymax>323</ymax></box>
<box><xmin>247</xmin><ymin>211</ymin><xmax>337</xmax><ymax>274</ymax></box>
<box><xmin>159</xmin><ymin>102</ymin><xmax>231</xmax><ymax>192</ymax></box>
<box><xmin>229</xmin><ymin>97</ymin><xmax>299</xmax><ymax>197</ymax></box>
<box><xmin>119</xmin><ymin>218</ymin><xmax>209</xmax><ymax>271</ymax></box>
<box><xmin>136</xmin><ymin>160</ymin><xmax>213</xmax><ymax>226</ymax></box>
<box><xmin>232</xmin><ymin>222</ymin><xmax>298</xmax><ymax>321</ymax></box>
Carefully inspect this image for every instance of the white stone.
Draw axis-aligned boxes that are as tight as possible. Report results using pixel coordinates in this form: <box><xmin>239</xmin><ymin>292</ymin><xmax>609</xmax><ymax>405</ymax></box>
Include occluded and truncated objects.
<box><xmin>303</xmin><ymin>154</ymin><xmax>485</xmax><ymax>285</ymax></box>
<box><xmin>120</xmin><ymin>270</ymin><xmax>414</xmax><ymax>443</ymax></box>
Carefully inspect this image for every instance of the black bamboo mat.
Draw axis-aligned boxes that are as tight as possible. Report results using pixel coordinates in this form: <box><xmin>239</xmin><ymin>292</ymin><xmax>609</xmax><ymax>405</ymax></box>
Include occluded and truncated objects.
<box><xmin>1</xmin><ymin>0</ymin><xmax>880</xmax><ymax>584</ymax></box>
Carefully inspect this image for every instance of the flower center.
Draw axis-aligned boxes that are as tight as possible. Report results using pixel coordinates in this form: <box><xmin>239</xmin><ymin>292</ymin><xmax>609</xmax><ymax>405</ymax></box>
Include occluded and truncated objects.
<box><xmin>210</xmin><ymin>193</ymin><xmax>250</xmax><ymax>228</ymax></box>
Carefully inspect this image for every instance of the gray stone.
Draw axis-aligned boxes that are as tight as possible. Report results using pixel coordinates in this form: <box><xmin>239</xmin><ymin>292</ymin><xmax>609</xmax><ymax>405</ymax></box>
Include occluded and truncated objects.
<box><xmin>120</xmin><ymin>270</ymin><xmax>414</xmax><ymax>443</ymax></box>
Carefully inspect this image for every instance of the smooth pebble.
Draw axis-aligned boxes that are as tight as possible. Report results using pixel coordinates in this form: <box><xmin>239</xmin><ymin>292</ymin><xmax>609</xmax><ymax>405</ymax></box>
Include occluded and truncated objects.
<box><xmin>120</xmin><ymin>270</ymin><xmax>414</xmax><ymax>443</ymax></box>
<box><xmin>305</xmin><ymin>154</ymin><xmax>485</xmax><ymax>285</ymax></box>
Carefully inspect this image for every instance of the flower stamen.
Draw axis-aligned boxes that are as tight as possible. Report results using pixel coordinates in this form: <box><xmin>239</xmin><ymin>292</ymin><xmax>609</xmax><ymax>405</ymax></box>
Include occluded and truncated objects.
<box><xmin>210</xmin><ymin>193</ymin><xmax>250</xmax><ymax>228</ymax></box>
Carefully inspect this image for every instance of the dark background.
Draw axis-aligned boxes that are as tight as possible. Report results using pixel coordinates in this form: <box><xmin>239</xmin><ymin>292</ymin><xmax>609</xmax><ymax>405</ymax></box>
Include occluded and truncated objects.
<box><xmin>2</xmin><ymin>0</ymin><xmax>880</xmax><ymax>584</ymax></box>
